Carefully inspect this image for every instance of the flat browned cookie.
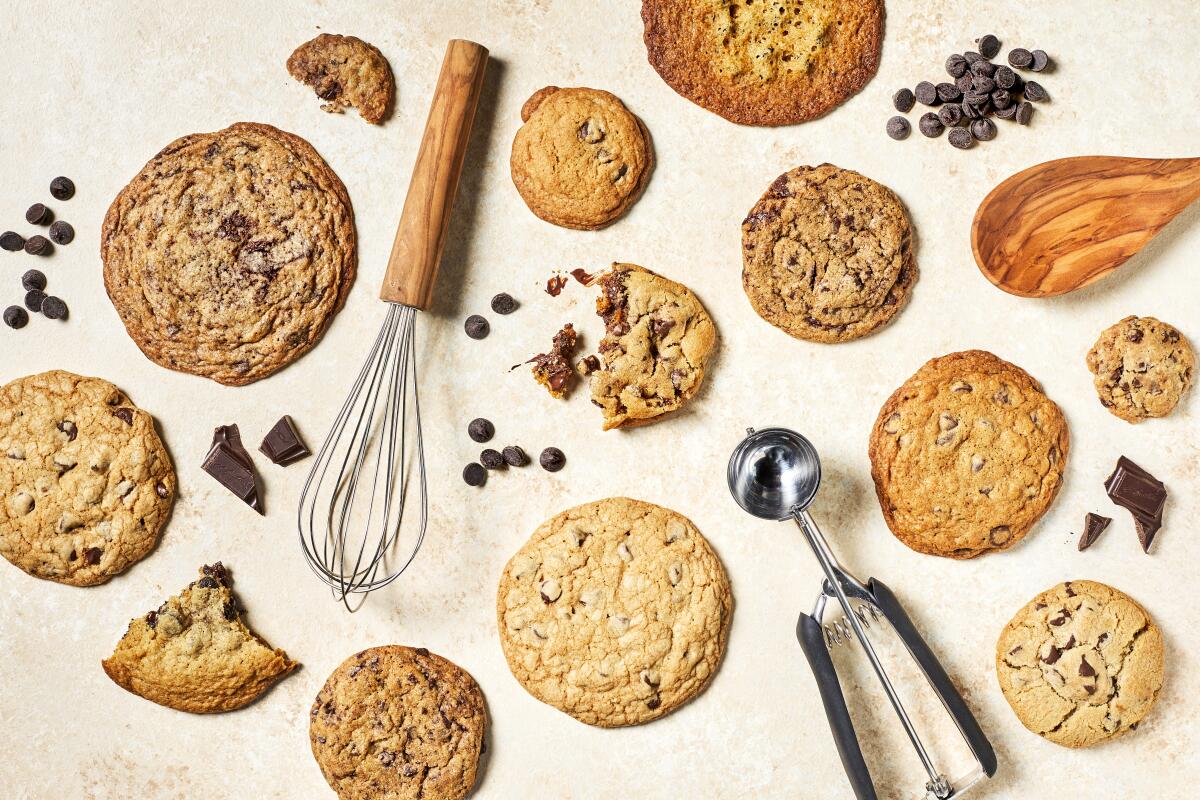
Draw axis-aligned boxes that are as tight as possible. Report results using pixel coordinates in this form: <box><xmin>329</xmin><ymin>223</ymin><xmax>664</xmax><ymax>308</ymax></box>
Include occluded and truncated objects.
<box><xmin>1086</xmin><ymin>315</ymin><xmax>1194</xmax><ymax>423</ymax></box>
<box><xmin>869</xmin><ymin>351</ymin><xmax>1069</xmax><ymax>558</ymax></box>
<box><xmin>0</xmin><ymin>370</ymin><xmax>175</xmax><ymax>586</ymax></box>
<box><xmin>287</xmin><ymin>33</ymin><xmax>394</xmax><ymax>125</ymax></box>
<box><xmin>641</xmin><ymin>0</ymin><xmax>884</xmax><ymax>126</ymax></box>
<box><xmin>310</xmin><ymin>646</ymin><xmax>486</xmax><ymax>800</ymax></box>
<box><xmin>102</xmin><ymin>122</ymin><xmax>357</xmax><ymax>386</ymax></box>
<box><xmin>511</xmin><ymin>87</ymin><xmax>653</xmax><ymax>230</ymax></box>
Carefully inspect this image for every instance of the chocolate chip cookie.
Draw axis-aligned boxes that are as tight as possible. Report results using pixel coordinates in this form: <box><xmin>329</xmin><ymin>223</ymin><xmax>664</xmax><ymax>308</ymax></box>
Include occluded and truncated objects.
<box><xmin>310</xmin><ymin>646</ymin><xmax>486</xmax><ymax>800</ymax></box>
<box><xmin>869</xmin><ymin>351</ymin><xmax>1069</xmax><ymax>558</ymax></box>
<box><xmin>0</xmin><ymin>371</ymin><xmax>175</xmax><ymax>586</ymax></box>
<box><xmin>287</xmin><ymin>33</ymin><xmax>394</xmax><ymax>125</ymax></box>
<box><xmin>510</xmin><ymin>87</ymin><xmax>653</xmax><ymax>230</ymax></box>
<box><xmin>102</xmin><ymin>122</ymin><xmax>357</xmax><ymax>385</ymax></box>
<box><xmin>497</xmin><ymin>497</ymin><xmax>732</xmax><ymax>727</ymax></box>
<box><xmin>586</xmin><ymin>263</ymin><xmax>717</xmax><ymax>429</ymax></box>
<box><xmin>641</xmin><ymin>0</ymin><xmax>884</xmax><ymax>126</ymax></box>
<box><xmin>1086</xmin><ymin>316</ymin><xmax>1194</xmax><ymax>423</ymax></box>
<box><xmin>996</xmin><ymin>580</ymin><xmax>1164</xmax><ymax>748</ymax></box>
<box><xmin>102</xmin><ymin>563</ymin><xmax>296</xmax><ymax>712</ymax></box>
<box><xmin>742</xmin><ymin>165</ymin><xmax>916</xmax><ymax>343</ymax></box>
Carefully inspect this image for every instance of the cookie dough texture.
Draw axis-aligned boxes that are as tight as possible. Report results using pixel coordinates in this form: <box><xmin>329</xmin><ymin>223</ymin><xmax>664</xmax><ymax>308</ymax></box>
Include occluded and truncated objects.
<box><xmin>287</xmin><ymin>33</ymin><xmax>394</xmax><ymax>125</ymax></box>
<box><xmin>1086</xmin><ymin>315</ymin><xmax>1194</xmax><ymax>423</ymax></box>
<box><xmin>641</xmin><ymin>0</ymin><xmax>884</xmax><ymax>126</ymax></box>
<box><xmin>310</xmin><ymin>646</ymin><xmax>486</xmax><ymax>800</ymax></box>
<box><xmin>102</xmin><ymin>122</ymin><xmax>357</xmax><ymax>386</ymax></box>
<box><xmin>869</xmin><ymin>351</ymin><xmax>1069</xmax><ymax>558</ymax></box>
<box><xmin>102</xmin><ymin>563</ymin><xmax>296</xmax><ymax>713</ymax></box>
<box><xmin>742</xmin><ymin>165</ymin><xmax>916</xmax><ymax>343</ymax></box>
<box><xmin>0</xmin><ymin>371</ymin><xmax>175</xmax><ymax>586</ymax></box>
<box><xmin>497</xmin><ymin>498</ymin><xmax>732</xmax><ymax>727</ymax></box>
<box><xmin>511</xmin><ymin>87</ymin><xmax>653</xmax><ymax>229</ymax></box>
<box><xmin>996</xmin><ymin>580</ymin><xmax>1164</xmax><ymax>748</ymax></box>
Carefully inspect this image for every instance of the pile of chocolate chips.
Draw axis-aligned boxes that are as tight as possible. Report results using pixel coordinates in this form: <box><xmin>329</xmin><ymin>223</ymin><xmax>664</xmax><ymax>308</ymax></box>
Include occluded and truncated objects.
<box><xmin>3</xmin><ymin>177</ymin><xmax>75</xmax><ymax>329</ymax></box>
<box><xmin>886</xmin><ymin>35</ymin><xmax>1052</xmax><ymax>149</ymax></box>
<box><xmin>462</xmin><ymin>416</ymin><xmax>563</xmax><ymax>487</ymax></box>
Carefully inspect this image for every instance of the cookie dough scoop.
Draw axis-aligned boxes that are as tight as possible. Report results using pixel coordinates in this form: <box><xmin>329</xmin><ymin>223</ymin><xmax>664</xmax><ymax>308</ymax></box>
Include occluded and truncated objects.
<box><xmin>727</xmin><ymin>427</ymin><xmax>996</xmax><ymax>800</ymax></box>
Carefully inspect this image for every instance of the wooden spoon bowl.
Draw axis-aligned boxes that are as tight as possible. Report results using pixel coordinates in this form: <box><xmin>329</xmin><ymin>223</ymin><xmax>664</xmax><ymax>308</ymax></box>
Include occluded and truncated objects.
<box><xmin>972</xmin><ymin>156</ymin><xmax>1200</xmax><ymax>297</ymax></box>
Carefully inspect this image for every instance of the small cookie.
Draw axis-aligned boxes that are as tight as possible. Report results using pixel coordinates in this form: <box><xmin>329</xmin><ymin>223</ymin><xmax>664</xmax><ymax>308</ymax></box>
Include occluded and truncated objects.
<box><xmin>742</xmin><ymin>165</ymin><xmax>916</xmax><ymax>343</ymax></box>
<box><xmin>102</xmin><ymin>563</ymin><xmax>296</xmax><ymax>713</ymax></box>
<box><xmin>1086</xmin><ymin>315</ymin><xmax>1194</xmax><ymax>423</ymax></box>
<box><xmin>287</xmin><ymin>33</ymin><xmax>394</xmax><ymax>124</ymax></box>
<box><xmin>102</xmin><ymin>122</ymin><xmax>357</xmax><ymax>386</ymax></box>
<box><xmin>869</xmin><ymin>351</ymin><xmax>1069</xmax><ymax>558</ymax></box>
<box><xmin>497</xmin><ymin>497</ymin><xmax>732</xmax><ymax>727</ymax></box>
<box><xmin>511</xmin><ymin>87</ymin><xmax>653</xmax><ymax>230</ymax></box>
<box><xmin>586</xmin><ymin>263</ymin><xmax>716</xmax><ymax>430</ymax></box>
<box><xmin>0</xmin><ymin>371</ymin><xmax>175</xmax><ymax>586</ymax></box>
<box><xmin>641</xmin><ymin>0</ymin><xmax>884</xmax><ymax>126</ymax></box>
<box><xmin>996</xmin><ymin>580</ymin><xmax>1164</xmax><ymax>748</ymax></box>
<box><xmin>310</xmin><ymin>646</ymin><xmax>486</xmax><ymax>800</ymax></box>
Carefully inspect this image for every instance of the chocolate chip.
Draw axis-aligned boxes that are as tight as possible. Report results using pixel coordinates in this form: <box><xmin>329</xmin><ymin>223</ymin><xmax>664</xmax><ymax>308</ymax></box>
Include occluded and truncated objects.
<box><xmin>994</xmin><ymin>65</ymin><xmax>1018</xmax><ymax>89</ymax></box>
<box><xmin>646</xmin><ymin>696</ymin><xmax>662</xmax><ymax>710</ymax></box>
<box><xmin>892</xmin><ymin>87</ymin><xmax>915</xmax><ymax>112</ymax></box>
<box><xmin>1008</xmin><ymin>48</ymin><xmax>1034</xmax><ymax>69</ymax></box>
<box><xmin>25</xmin><ymin>203</ymin><xmax>51</xmax><ymax>225</ymax></box>
<box><xmin>991</xmin><ymin>89</ymin><xmax>1014</xmax><ymax>110</ymax></box>
<box><xmin>21</xmin><ymin>270</ymin><xmax>46</xmax><ymax>291</ymax></box>
<box><xmin>463</xmin><ymin>462</ymin><xmax>487</xmax><ymax>487</ymax></box>
<box><xmin>467</xmin><ymin>417</ymin><xmax>494</xmax><ymax>443</ymax></box>
<box><xmin>977</xmin><ymin>34</ymin><xmax>1001</xmax><ymax>59</ymax></box>
<box><xmin>961</xmin><ymin>100</ymin><xmax>983</xmax><ymax>120</ymax></box>
<box><xmin>1024</xmin><ymin>81</ymin><xmax>1048</xmax><ymax>102</ymax></box>
<box><xmin>0</xmin><ymin>231</ymin><xmax>24</xmax><ymax>251</ymax></box>
<box><xmin>945</xmin><ymin>54</ymin><xmax>969</xmax><ymax>78</ymax></box>
<box><xmin>113</xmin><ymin>407</ymin><xmax>134</xmax><ymax>425</ymax></box>
<box><xmin>970</xmin><ymin>118</ymin><xmax>997</xmax><ymax>141</ymax></box>
<box><xmin>539</xmin><ymin>447</ymin><xmax>565</xmax><ymax>472</ymax></box>
<box><xmin>963</xmin><ymin>50</ymin><xmax>984</xmax><ymax>64</ymax></box>
<box><xmin>40</xmin><ymin>295</ymin><xmax>67</xmax><ymax>319</ymax></box>
<box><xmin>24</xmin><ymin>290</ymin><xmax>45</xmax><ymax>312</ymax></box>
<box><xmin>955</xmin><ymin>73</ymin><xmax>974</xmax><ymax>93</ymax></box>
<box><xmin>971</xmin><ymin>59</ymin><xmax>997</xmax><ymax>78</ymax></box>
<box><xmin>4</xmin><ymin>306</ymin><xmax>28</xmax><ymax>329</ymax></box>
<box><xmin>57</xmin><ymin>420</ymin><xmax>77</xmax><ymax>441</ymax></box>
<box><xmin>935</xmin><ymin>82</ymin><xmax>961</xmax><ymax>103</ymax></box>
<box><xmin>1042</xmin><ymin>645</ymin><xmax>1062</xmax><ymax>664</ymax></box>
<box><xmin>1029</xmin><ymin>50</ymin><xmax>1051</xmax><ymax>72</ymax></box>
<box><xmin>994</xmin><ymin>104</ymin><xmax>1018</xmax><ymax>120</ymax></box>
<box><xmin>490</xmin><ymin>292</ymin><xmax>517</xmax><ymax>315</ymax></box>
<box><xmin>1079</xmin><ymin>656</ymin><xmax>1096</xmax><ymax>678</ymax></box>
<box><xmin>918</xmin><ymin>112</ymin><xmax>944</xmax><ymax>138</ymax></box>
<box><xmin>914</xmin><ymin>81</ymin><xmax>940</xmax><ymax>106</ymax></box>
<box><xmin>480</xmin><ymin>448</ymin><xmax>505</xmax><ymax>469</ymax></box>
<box><xmin>938</xmin><ymin>104</ymin><xmax>963</xmax><ymax>127</ymax></box>
<box><xmin>23</xmin><ymin>235</ymin><xmax>51</xmax><ymax>256</ymax></box>
<box><xmin>50</xmin><ymin>176</ymin><xmax>75</xmax><ymax>200</ymax></box>
<box><xmin>464</xmin><ymin>314</ymin><xmax>489</xmax><ymax>340</ymax></box>
<box><xmin>156</xmin><ymin>481</ymin><xmax>169</xmax><ymax>498</ymax></box>
<box><xmin>145</xmin><ymin>610</ymin><xmax>158</xmax><ymax>628</ymax></box>
<box><xmin>1015</xmin><ymin>101</ymin><xmax>1034</xmax><ymax>125</ymax></box>
<box><xmin>886</xmin><ymin>116</ymin><xmax>910</xmax><ymax>140</ymax></box>
<box><xmin>948</xmin><ymin>128</ymin><xmax>974</xmax><ymax>149</ymax></box>
<box><xmin>971</xmin><ymin>75</ymin><xmax>996</xmax><ymax>94</ymax></box>
<box><xmin>48</xmin><ymin>221</ymin><xmax>74</xmax><ymax>245</ymax></box>
<box><xmin>197</xmin><ymin>576</ymin><xmax>218</xmax><ymax>589</ymax></box>
<box><xmin>501</xmin><ymin>445</ymin><xmax>528</xmax><ymax>467</ymax></box>
<box><xmin>223</xmin><ymin>602</ymin><xmax>238</xmax><ymax>621</ymax></box>
<box><xmin>83</xmin><ymin>547</ymin><xmax>102</xmax><ymax>565</ymax></box>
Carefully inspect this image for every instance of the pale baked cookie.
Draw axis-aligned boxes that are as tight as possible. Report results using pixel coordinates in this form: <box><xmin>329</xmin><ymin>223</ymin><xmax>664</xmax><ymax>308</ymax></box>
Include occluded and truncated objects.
<box><xmin>497</xmin><ymin>497</ymin><xmax>732</xmax><ymax>727</ymax></box>
<box><xmin>0</xmin><ymin>371</ymin><xmax>175</xmax><ymax>586</ymax></box>
<box><xmin>641</xmin><ymin>0</ymin><xmax>884</xmax><ymax>126</ymax></box>
<box><xmin>996</xmin><ymin>580</ymin><xmax>1164</xmax><ymax>748</ymax></box>
<box><xmin>742</xmin><ymin>165</ymin><xmax>916</xmax><ymax>343</ymax></box>
<box><xmin>102</xmin><ymin>563</ymin><xmax>296</xmax><ymax>713</ymax></box>
<box><xmin>287</xmin><ymin>33</ymin><xmax>394</xmax><ymax>125</ymax></box>
<box><xmin>102</xmin><ymin>122</ymin><xmax>357</xmax><ymax>386</ymax></box>
<box><xmin>1086</xmin><ymin>315</ymin><xmax>1194</xmax><ymax>423</ymax></box>
<box><xmin>511</xmin><ymin>87</ymin><xmax>653</xmax><ymax>230</ymax></box>
<box><xmin>310</xmin><ymin>646</ymin><xmax>486</xmax><ymax>800</ymax></box>
<box><xmin>586</xmin><ymin>263</ymin><xmax>716</xmax><ymax>430</ymax></box>
<box><xmin>869</xmin><ymin>351</ymin><xmax>1069</xmax><ymax>558</ymax></box>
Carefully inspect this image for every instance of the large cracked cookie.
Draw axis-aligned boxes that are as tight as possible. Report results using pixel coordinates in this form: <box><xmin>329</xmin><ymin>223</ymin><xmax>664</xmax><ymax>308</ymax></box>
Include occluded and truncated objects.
<box><xmin>996</xmin><ymin>580</ymin><xmax>1164</xmax><ymax>748</ymax></box>
<box><xmin>310</xmin><ymin>646</ymin><xmax>486</xmax><ymax>800</ymax></box>
<box><xmin>869</xmin><ymin>351</ymin><xmax>1069</xmax><ymax>558</ymax></box>
<box><xmin>0</xmin><ymin>370</ymin><xmax>175</xmax><ymax>586</ymax></box>
<box><xmin>642</xmin><ymin>0</ymin><xmax>884</xmax><ymax>126</ymax></box>
<box><xmin>287</xmin><ymin>33</ymin><xmax>394</xmax><ymax>125</ymax></box>
<box><xmin>742</xmin><ymin>165</ymin><xmax>916</xmax><ymax>343</ymax></box>
<box><xmin>1086</xmin><ymin>315</ymin><xmax>1194</xmax><ymax>423</ymax></box>
<box><xmin>102</xmin><ymin>122</ymin><xmax>357</xmax><ymax>385</ymax></box>
<box><xmin>497</xmin><ymin>497</ymin><xmax>732</xmax><ymax>727</ymax></box>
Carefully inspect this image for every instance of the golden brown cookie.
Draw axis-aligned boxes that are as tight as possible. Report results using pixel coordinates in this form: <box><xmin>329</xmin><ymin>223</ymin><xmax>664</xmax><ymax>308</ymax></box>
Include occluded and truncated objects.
<box><xmin>1086</xmin><ymin>315</ymin><xmax>1194</xmax><ymax>423</ymax></box>
<box><xmin>102</xmin><ymin>122</ymin><xmax>356</xmax><ymax>386</ymax></box>
<box><xmin>497</xmin><ymin>497</ymin><xmax>732</xmax><ymax>727</ymax></box>
<box><xmin>510</xmin><ymin>87</ymin><xmax>653</xmax><ymax>230</ymax></box>
<box><xmin>102</xmin><ymin>563</ymin><xmax>296</xmax><ymax>713</ymax></box>
<box><xmin>310</xmin><ymin>646</ymin><xmax>486</xmax><ymax>800</ymax></box>
<box><xmin>641</xmin><ymin>0</ymin><xmax>884</xmax><ymax>126</ymax></box>
<box><xmin>287</xmin><ymin>33</ymin><xmax>394</xmax><ymax>125</ymax></box>
<box><xmin>996</xmin><ymin>580</ymin><xmax>1164</xmax><ymax>748</ymax></box>
<box><xmin>742</xmin><ymin>165</ymin><xmax>916</xmax><ymax>343</ymax></box>
<box><xmin>869</xmin><ymin>351</ymin><xmax>1069</xmax><ymax>558</ymax></box>
<box><xmin>0</xmin><ymin>371</ymin><xmax>175</xmax><ymax>586</ymax></box>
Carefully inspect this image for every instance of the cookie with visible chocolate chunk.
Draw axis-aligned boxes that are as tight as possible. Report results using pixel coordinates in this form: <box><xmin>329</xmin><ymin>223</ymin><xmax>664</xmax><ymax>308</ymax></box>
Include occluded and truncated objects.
<box><xmin>510</xmin><ymin>87</ymin><xmax>653</xmax><ymax>230</ymax></box>
<box><xmin>0</xmin><ymin>371</ymin><xmax>175</xmax><ymax>586</ymax></box>
<box><xmin>742</xmin><ymin>164</ymin><xmax>916</xmax><ymax>343</ymax></box>
<box><xmin>102</xmin><ymin>563</ymin><xmax>296</xmax><ymax>712</ymax></box>
<box><xmin>310</xmin><ymin>646</ymin><xmax>486</xmax><ymax>800</ymax></box>
<box><xmin>497</xmin><ymin>497</ymin><xmax>732</xmax><ymax>727</ymax></box>
<box><xmin>287</xmin><ymin>33</ymin><xmax>394</xmax><ymax>124</ymax></box>
<box><xmin>996</xmin><ymin>580</ymin><xmax>1164</xmax><ymax>748</ymax></box>
<box><xmin>1086</xmin><ymin>315</ymin><xmax>1194</xmax><ymax>423</ymax></box>
<box><xmin>528</xmin><ymin>323</ymin><xmax>578</xmax><ymax>398</ymax></box>
<box><xmin>641</xmin><ymin>0</ymin><xmax>884</xmax><ymax>126</ymax></box>
<box><xmin>868</xmin><ymin>351</ymin><xmax>1069</xmax><ymax>558</ymax></box>
<box><xmin>102</xmin><ymin>122</ymin><xmax>356</xmax><ymax>386</ymax></box>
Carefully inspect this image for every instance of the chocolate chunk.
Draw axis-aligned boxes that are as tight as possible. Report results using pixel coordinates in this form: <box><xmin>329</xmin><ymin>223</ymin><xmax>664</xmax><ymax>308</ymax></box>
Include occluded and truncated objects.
<box><xmin>40</xmin><ymin>295</ymin><xmax>67</xmax><ymax>319</ymax></box>
<box><xmin>1029</xmin><ymin>50</ymin><xmax>1051</xmax><ymax>72</ymax></box>
<box><xmin>1042</xmin><ymin>644</ymin><xmax>1062</xmax><ymax>664</ymax></box>
<box><xmin>490</xmin><ymin>293</ymin><xmax>517</xmax><ymax>315</ymax></box>
<box><xmin>112</xmin><ymin>407</ymin><xmax>133</xmax><ymax>425</ymax></box>
<box><xmin>527</xmin><ymin>324</ymin><xmax>578</xmax><ymax>398</ymax></box>
<box><xmin>893</xmin><ymin>87</ymin><xmax>916</xmax><ymax>112</ymax></box>
<box><xmin>464</xmin><ymin>314</ymin><xmax>489</xmax><ymax>340</ymax></box>
<box><xmin>1008</xmin><ymin>48</ymin><xmax>1034</xmax><ymax>69</ymax></box>
<box><xmin>948</xmin><ymin>128</ymin><xmax>974</xmax><ymax>149</ymax></box>
<box><xmin>202</xmin><ymin>424</ymin><xmax>264</xmax><ymax>514</ymax></box>
<box><xmin>21</xmin><ymin>270</ymin><xmax>46</xmax><ymax>291</ymax></box>
<box><xmin>145</xmin><ymin>610</ymin><xmax>158</xmax><ymax>628</ymax></box>
<box><xmin>156</xmin><ymin>481</ymin><xmax>169</xmax><ymax>498</ymax></box>
<box><xmin>970</xmin><ymin>118</ymin><xmax>997</xmax><ymax>141</ymax></box>
<box><xmin>918</xmin><ymin>112</ymin><xmax>944</xmax><ymax>138</ymax></box>
<box><xmin>1024</xmin><ymin>81</ymin><xmax>1048</xmax><ymax>102</ymax></box>
<box><xmin>1105</xmin><ymin>456</ymin><xmax>1167</xmax><ymax>552</ymax></box>
<box><xmin>48</xmin><ymin>221</ymin><xmax>74</xmax><ymax>245</ymax></box>
<box><xmin>258</xmin><ymin>415</ymin><xmax>310</xmax><ymax>466</ymax></box>
<box><xmin>539</xmin><ymin>447</ymin><xmax>566</xmax><ymax>472</ymax></box>
<box><xmin>480</xmin><ymin>448</ymin><xmax>505</xmax><ymax>469</ymax></box>
<box><xmin>1078</xmin><ymin>656</ymin><xmax>1096</xmax><ymax>678</ymax></box>
<box><xmin>462</xmin><ymin>462</ymin><xmax>487</xmax><ymax>487</ymax></box>
<box><xmin>83</xmin><ymin>547</ymin><xmax>103</xmax><ymax>565</ymax></box>
<box><xmin>0</xmin><ymin>231</ymin><xmax>24</xmax><ymax>251</ymax></box>
<box><xmin>569</xmin><ymin>268</ymin><xmax>596</xmax><ymax>286</ymax></box>
<box><xmin>50</xmin><ymin>176</ymin><xmax>75</xmax><ymax>200</ymax></box>
<box><xmin>57</xmin><ymin>420</ymin><xmax>77</xmax><ymax>441</ymax></box>
<box><xmin>977</xmin><ymin>34</ymin><xmax>1001</xmax><ymax>59</ymax></box>
<box><xmin>914</xmin><ymin>81</ymin><xmax>940</xmax><ymax>106</ymax></box>
<box><xmin>468</xmin><ymin>418</ymin><xmax>494</xmax><ymax>443</ymax></box>
<box><xmin>1015</xmin><ymin>101</ymin><xmax>1034</xmax><ymax>125</ymax></box>
<box><xmin>945</xmin><ymin>55</ymin><xmax>969</xmax><ymax>79</ymax></box>
<box><xmin>24</xmin><ymin>290</ymin><xmax>45</xmax><ymax>312</ymax></box>
<box><xmin>25</xmin><ymin>203</ymin><xmax>51</xmax><ymax>225</ymax></box>
<box><xmin>936</xmin><ymin>82</ymin><xmax>961</xmax><ymax>103</ymax></box>
<box><xmin>4</xmin><ymin>306</ymin><xmax>28</xmax><ymax>329</ymax></box>
<box><xmin>1077</xmin><ymin>512</ymin><xmax>1112</xmax><ymax>551</ymax></box>
<box><xmin>938</xmin><ymin>104</ymin><xmax>963</xmax><ymax>127</ymax></box>
<box><xmin>994</xmin><ymin>65</ymin><xmax>1018</xmax><ymax>89</ymax></box>
<box><xmin>23</xmin><ymin>235</ymin><xmax>51</xmax><ymax>256</ymax></box>
<box><xmin>886</xmin><ymin>116</ymin><xmax>910</xmax><ymax>140</ymax></box>
<box><xmin>501</xmin><ymin>445</ymin><xmax>528</xmax><ymax>467</ymax></box>
<box><xmin>544</xmin><ymin>274</ymin><xmax>568</xmax><ymax>297</ymax></box>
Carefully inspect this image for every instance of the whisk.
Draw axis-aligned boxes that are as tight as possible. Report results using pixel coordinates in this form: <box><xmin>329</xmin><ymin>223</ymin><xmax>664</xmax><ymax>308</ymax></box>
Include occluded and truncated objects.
<box><xmin>298</xmin><ymin>40</ymin><xmax>489</xmax><ymax>607</ymax></box>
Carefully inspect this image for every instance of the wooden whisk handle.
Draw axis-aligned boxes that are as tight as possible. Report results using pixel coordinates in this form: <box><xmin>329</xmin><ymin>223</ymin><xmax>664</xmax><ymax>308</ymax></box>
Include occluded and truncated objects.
<box><xmin>381</xmin><ymin>39</ymin><xmax>489</xmax><ymax>309</ymax></box>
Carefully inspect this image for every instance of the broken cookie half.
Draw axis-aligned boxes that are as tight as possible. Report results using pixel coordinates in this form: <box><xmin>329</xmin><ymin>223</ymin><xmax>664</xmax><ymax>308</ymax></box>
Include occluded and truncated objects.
<box><xmin>102</xmin><ymin>563</ymin><xmax>296</xmax><ymax>713</ymax></box>
<box><xmin>287</xmin><ymin>33</ymin><xmax>394</xmax><ymax>125</ymax></box>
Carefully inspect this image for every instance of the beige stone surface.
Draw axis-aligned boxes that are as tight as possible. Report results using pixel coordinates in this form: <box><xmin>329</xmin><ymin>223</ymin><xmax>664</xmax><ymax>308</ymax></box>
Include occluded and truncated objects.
<box><xmin>1</xmin><ymin>1</ymin><xmax>1197</xmax><ymax>797</ymax></box>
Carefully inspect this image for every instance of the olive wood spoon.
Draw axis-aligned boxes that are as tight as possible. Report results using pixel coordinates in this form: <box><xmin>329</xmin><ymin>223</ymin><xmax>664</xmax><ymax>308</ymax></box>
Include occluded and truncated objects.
<box><xmin>972</xmin><ymin>156</ymin><xmax>1200</xmax><ymax>297</ymax></box>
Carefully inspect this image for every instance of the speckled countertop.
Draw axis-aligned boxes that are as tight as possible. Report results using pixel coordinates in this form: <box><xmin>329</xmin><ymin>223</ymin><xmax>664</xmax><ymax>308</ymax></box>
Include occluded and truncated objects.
<box><xmin>1</xmin><ymin>1</ymin><xmax>1197</xmax><ymax>798</ymax></box>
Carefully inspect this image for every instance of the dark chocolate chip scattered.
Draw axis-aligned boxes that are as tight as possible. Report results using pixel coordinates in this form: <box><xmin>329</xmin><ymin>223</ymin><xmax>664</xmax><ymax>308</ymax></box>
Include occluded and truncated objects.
<box><xmin>1015</xmin><ymin>101</ymin><xmax>1034</xmax><ymax>125</ymax></box>
<box><xmin>945</xmin><ymin>54</ymin><xmax>969</xmax><ymax>78</ymax></box>
<box><xmin>48</xmin><ymin>221</ymin><xmax>74</xmax><ymax>245</ymax></box>
<box><xmin>892</xmin><ymin>87</ymin><xmax>915</xmax><ymax>112</ymax></box>
<box><xmin>948</xmin><ymin>128</ymin><xmax>974</xmax><ymax>149</ymax></box>
<box><xmin>1104</xmin><ymin>456</ymin><xmax>1167</xmax><ymax>553</ymax></box>
<box><xmin>991</xmin><ymin>89</ymin><xmax>1014</xmax><ymax>110</ymax></box>
<box><xmin>938</xmin><ymin>104</ymin><xmax>963</xmax><ymax>127</ymax></box>
<box><xmin>1077</xmin><ymin>512</ymin><xmax>1112</xmax><ymax>551</ymax></box>
<box><xmin>994</xmin><ymin>65</ymin><xmax>1018</xmax><ymax>89</ymax></box>
<box><xmin>0</xmin><ymin>231</ymin><xmax>24</xmax><ymax>252</ymax></box>
<box><xmin>963</xmin><ymin>50</ymin><xmax>984</xmax><ymax>64</ymax></box>
<box><xmin>468</xmin><ymin>417</ymin><xmax>494</xmax><ymax>443</ymax></box>
<box><xmin>50</xmin><ymin>176</ymin><xmax>75</xmax><ymax>201</ymax></box>
<box><xmin>24</xmin><ymin>235</ymin><xmax>52</xmax><ymax>256</ymax></box>
<box><xmin>259</xmin><ymin>415</ymin><xmax>310</xmax><ymax>466</ymax></box>
<box><xmin>1008</xmin><ymin>48</ymin><xmax>1034</xmax><ymax>69</ymax></box>
<box><xmin>202</xmin><ymin>424</ymin><xmax>264</xmax><ymax>514</ymax></box>
<box><xmin>971</xmin><ymin>75</ymin><xmax>996</xmax><ymax>94</ymax></box>
<box><xmin>25</xmin><ymin>203</ymin><xmax>51</xmax><ymax>225</ymax></box>
<box><xmin>955</xmin><ymin>73</ymin><xmax>974</xmax><ymax>93</ymax></box>
<box><xmin>24</xmin><ymin>290</ymin><xmax>45</xmax><ymax>312</ymax></box>
<box><xmin>4</xmin><ymin>306</ymin><xmax>28</xmax><ymax>329</ymax></box>
<box><xmin>886</xmin><ymin>116</ymin><xmax>910</xmax><ymax>140</ymax></box>
<box><xmin>914</xmin><ymin>81</ymin><xmax>939</xmax><ymax>106</ymax></box>
<box><xmin>501</xmin><ymin>445</ymin><xmax>528</xmax><ymax>467</ymax></box>
<box><xmin>463</xmin><ymin>462</ymin><xmax>487</xmax><ymax>487</ymax></box>
<box><xmin>41</xmin><ymin>296</ymin><xmax>67</xmax><ymax>319</ymax></box>
<box><xmin>113</xmin><ymin>407</ymin><xmax>133</xmax><ymax>425</ymax></box>
<box><xmin>480</xmin><ymin>448</ymin><xmax>505</xmax><ymax>469</ymax></box>
<box><xmin>970</xmin><ymin>118</ymin><xmax>997</xmax><ymax>141</ymax></box>
<box><xmin>918</xmin><ymin>112</ymin><xmax>945</xmax><ymax>138</ymax></box>
<box><xmin>21</xmin><ymin>270</ymin><xmax>46</xmax><ymax>291</ymax></box>
<box><xmin>464</xmin><ymin>314</ymin><xmax>489</xmax><ymax>340</ymax></box>
<box><xmin>1029</xmin><ymin>50</ymin><xmax>1050</xmax><ymax>72</ymax></box>
<box><xmin>994</xmin><ymin>104</ymin><xmax>1018</xmax><ymax>120</ymax></box>
<box><xmin>539</xmin><ymin>447</ymin><xmax>566</xmax><ymax>472</ymax></box>
<box><xmin>490</xmin><ymin>292</ymin><xmax>517</xmax><ymax>315</ymax></box>
<box><xmin>1024</xmin><ymin>81</ymin><xmax>1048</xmax><ymax>102</ymax></box>
<box><xmin>935</xmin><ymin>82</ymin><xmax>961</xmax><ymax>103</ymax></box>
<box><xmin>960</xmin><ymin>101</ymin><xmax>983</xmax><ymax>120</ymax></box>
<box><xmin>977</xmin><ymin>34</ymin><xmax>1001</xmax><ymax>59</ymax></box>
